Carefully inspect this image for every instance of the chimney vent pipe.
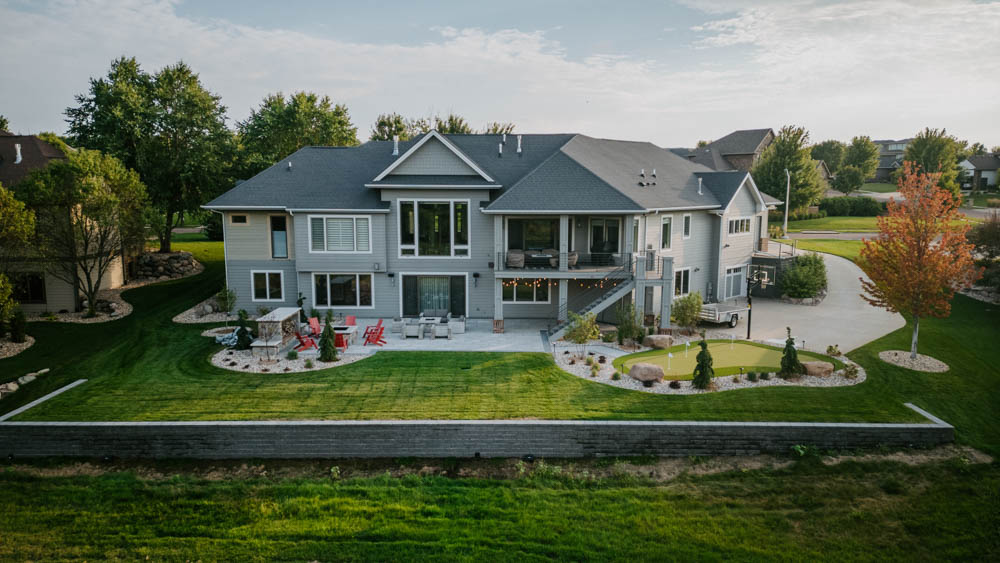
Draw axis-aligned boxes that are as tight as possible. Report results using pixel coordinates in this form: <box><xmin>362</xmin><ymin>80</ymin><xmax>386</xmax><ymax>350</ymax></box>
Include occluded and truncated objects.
<box><xmin>392</xmin><ymin>135</ymin><xmax>399</xmax><ymax>156</ymax></box>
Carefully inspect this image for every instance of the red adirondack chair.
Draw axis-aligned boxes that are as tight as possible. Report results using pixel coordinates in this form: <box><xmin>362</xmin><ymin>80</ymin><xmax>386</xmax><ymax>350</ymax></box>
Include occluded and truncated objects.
<box><xmin>363</xmin><ymin>318</ymin><xmax>383</xmax><ymax>338</ymax></box>
<box><xmin>308</xmin><ymin>317</ymin><xmax>322</xmax><ymax>337</ymax></box>
<box><xmin>345</xmin><ymin>315</ymin><xmax>357</xmax><ymax>326</ymax></box>
<box><xmin>364</xmin><ymin>320</ymin><xmax>386</xmax><ymax>346</ymax></box>
<box><xmin>294</xmin><ymin>332</ymin><xmax>317</xmax><ymax>351</ymax></box>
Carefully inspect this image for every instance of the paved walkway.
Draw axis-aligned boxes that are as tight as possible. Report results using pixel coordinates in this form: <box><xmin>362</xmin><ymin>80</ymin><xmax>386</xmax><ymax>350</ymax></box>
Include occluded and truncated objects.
<box><xmin>343</xmin><ymin>318</ymin><xmax>549</xmax><ymax>354</ymax></box>
<box><xmin>712</xmin><ymin>242</ymin><xmax>904</xmax><ymax>353</ymax></box>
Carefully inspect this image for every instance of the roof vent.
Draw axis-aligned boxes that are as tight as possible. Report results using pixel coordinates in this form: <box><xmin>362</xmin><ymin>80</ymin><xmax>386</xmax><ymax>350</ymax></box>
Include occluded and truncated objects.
<box><xmin>502</xmin><ymin>133</ymin><xmax>507</xmax><ymax>144</ymax></box>
<box><xmin>14</xmin><ymin>143</ymin><xmax>22</xmax><ymax>164</ymax></box>
<box><xmin>392</xmin><ymin>135</ymin><xmax>399</xmax><ymax>156</ymax></box>
<box><xmin>498</xmin><ymin>142</ymin><xmax>503</xmax><ymax>157</ymax></box>
<box><xmin>287</xmin><ymin>161</ymin><xmax>292</xmax><ymax>171</ymax></box>
<box><xmin>640</xmin><ymin>168</ymin><xmax>645</xmax><ymax>177</ymax></box>
<box><xmin>517</xmin><ymin>135</ymin><xmax>522</xmax><ymax>154</ymax></box>
<box><xmin>651</xmin><ymin>168</ymin><xmax>656</xmax><ymax>177</ymax></box>
<box><xmin>698</xmin><ymin>177</ymin><xmax>703</xmax><ymax>195</ymax></box>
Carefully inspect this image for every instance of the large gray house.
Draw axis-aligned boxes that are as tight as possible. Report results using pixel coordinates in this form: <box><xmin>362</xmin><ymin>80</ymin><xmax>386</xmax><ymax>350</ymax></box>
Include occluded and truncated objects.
<box><xmin>204</xmin><ymin>131</ymin><xmax>778</xmax><ymax>336</ymax></box>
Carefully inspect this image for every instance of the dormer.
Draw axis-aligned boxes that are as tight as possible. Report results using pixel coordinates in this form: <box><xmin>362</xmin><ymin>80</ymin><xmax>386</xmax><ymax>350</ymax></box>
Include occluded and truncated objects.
<box><xmin>365</xmin><ymin>131</ymin><xmax>500</xmax><ymax>189</ymax></box>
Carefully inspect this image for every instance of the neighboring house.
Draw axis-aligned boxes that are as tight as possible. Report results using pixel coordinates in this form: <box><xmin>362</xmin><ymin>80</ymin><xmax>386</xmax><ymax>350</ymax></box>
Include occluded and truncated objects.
<box><xmin>205</xmin><ymin>131</ymin><xmax>779</xmax><ymax>336</ymax></box>
<box><xmin>0</xmin><ymin>132</ymin><xmax>125</xmax><ymax>314</ymax></box>
<box><xmin>815</xmin><ymin>160</ymin><xmax>834</xmax><ymax>184</ymax></box>
<box><xmin>684</xmin><ymin>129</ymin><xmax>775</xmax><ymax>172</ymax></box>
<box><xmin>959</xmin><ymin>154</ymin><xmax>1000</xmax><ymax>190</ymax></box>
<box><xmin>870</xmin><ymin>138</ymin><xmax>911</xmax><ymax>182</ymax></box>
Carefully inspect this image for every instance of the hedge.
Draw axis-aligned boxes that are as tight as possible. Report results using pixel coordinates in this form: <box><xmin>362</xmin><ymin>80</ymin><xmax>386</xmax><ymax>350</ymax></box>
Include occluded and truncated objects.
<box><xmin>818</xmin><ymin>197</ymin><xmax>886</xmax><ymax>217</ymax></box>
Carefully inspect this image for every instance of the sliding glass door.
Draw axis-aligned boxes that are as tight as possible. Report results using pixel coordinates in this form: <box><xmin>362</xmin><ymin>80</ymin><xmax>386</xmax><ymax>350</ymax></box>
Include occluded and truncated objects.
<box><xmin>402</xmin><ymin>275</ymin><xmax>466</xmax><ymax>317</ymax></box>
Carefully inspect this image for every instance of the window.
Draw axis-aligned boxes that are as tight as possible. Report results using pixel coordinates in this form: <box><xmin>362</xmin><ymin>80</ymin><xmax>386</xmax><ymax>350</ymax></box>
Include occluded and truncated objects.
<box><xmin>682</xmin><ymin>214</ymin><xmax>692</xmax><ymax>239</ymax></box>
<box><xmin>270</xmin><ymin>216</ymin><xmax>287</xmax><ymax>259</ymax></box>
<box><xmin>230</xmin><ymin>214</ymin><xmax>248</xmax><ymax>225</ymax></box>
<box><xmin>313</xmin><ymin>273</ymin><xmax>373</xmax><ymax>308</ymax></box>
<box><xmin>309</xmin><ymin>216</ymin><xmax>371</xmax><ymax>253</ymax></box>
<box><xmin>728</xmin><ymin>217</ymin><xmax>751</xmax><ymax>235</ymax></box>
<box><xmin>398</xmin><ymin>200</ymin><xmax>470</xmax><ymax>257</ymax></box>
<box><xmin>674</xmin><ymin>269</ymin><xmax>690</xmax><ymax>296</ymax></box>
<box><xmin>252</xmin><ymin>271</ymin><xmax>284</xmax><ymax>302</ymax></box>
<box><xmin>502</xmin><ymin>279</ymin><xmax>550</xmax><ymax>303</ymax></box>
<box><xmin>11</xmin><ymin>272</ymin><xmax>45</xmax><ymax>304</ymax></box>
<box><xmin>725</xmin><ymin>265</ymin><xmax>745</xmax><ymax>300</ymax></box>
<box><xmin>660</xmin><ymin>216</ymin><xmax>672</xmax><ymax>250</ymax></box>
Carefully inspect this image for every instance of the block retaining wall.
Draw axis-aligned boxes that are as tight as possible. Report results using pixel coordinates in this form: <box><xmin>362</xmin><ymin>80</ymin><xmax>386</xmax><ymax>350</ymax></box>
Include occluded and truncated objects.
<box><xmin>1</xmin><ymin>404</ymin><xmax>952</xmax><ymax>459</ymax></box>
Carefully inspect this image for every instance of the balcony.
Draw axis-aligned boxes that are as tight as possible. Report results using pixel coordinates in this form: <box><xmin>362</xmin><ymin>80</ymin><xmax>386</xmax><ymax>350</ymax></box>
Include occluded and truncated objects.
<box><xmin>495</xmin><ymin>251</ymin><xmax>631</xmax><ymax>274</ymax></box>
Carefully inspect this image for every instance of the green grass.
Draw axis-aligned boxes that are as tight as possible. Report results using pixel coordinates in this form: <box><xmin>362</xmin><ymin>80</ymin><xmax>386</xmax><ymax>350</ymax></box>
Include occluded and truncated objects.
<box><xmin>614</xmin><ymin>340</ymin><xmax>842</xmax><ymax>379</ymax></box>
<box><xmin>787</xmin><ymin>216</ymin><xmax>881</xmax><ymax>232</ymax></box>
<box><xmin>1</xmin><ymin>459</ymin><xmax>997</xmax><ymax>560</ymax></box>
<box><xmin>965</xmin><ymin>192</ymin><xmax>1000</xmax><ymax>208</ymax></box>
<box><xmin>789</xmin><ymin>239</ymin><xmax>865</xmax><ymax>261</ymax></box>
<box><xmin>859</xmin><ymin>182</ymin><xmax>898</xmax><ymax>193</ymax></box>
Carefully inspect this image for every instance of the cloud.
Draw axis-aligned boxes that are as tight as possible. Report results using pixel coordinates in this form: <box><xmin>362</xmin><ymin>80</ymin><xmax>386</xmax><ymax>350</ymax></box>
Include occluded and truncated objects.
<box><xmin>0</xmin><ymin>0</ymin><xmax>998</xmax><ymax>146</ymax></box>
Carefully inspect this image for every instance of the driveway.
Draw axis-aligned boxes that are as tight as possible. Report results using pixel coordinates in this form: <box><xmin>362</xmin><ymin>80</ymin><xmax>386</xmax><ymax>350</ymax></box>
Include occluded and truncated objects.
<box><xmin>712</xmin><ymin>243</ymin><xmax>904</xmax><ymax>353</ymax></box>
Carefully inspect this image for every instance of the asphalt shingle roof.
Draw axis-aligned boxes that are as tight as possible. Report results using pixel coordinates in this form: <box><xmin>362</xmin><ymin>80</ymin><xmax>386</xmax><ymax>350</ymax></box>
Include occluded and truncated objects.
<box><xmin>0</xmin><ymin>134</ymin><xmax>67</xmax><ymax>188</ymax></box>
<box><xmin>690</xmin><ymin>128</ymin><xmax>773</xmax><ymax>157</ymax></box>
<box><xmin>965</xmin><ymin>154</ymin><xmax>1000</xmax><ymax>171</ymax></box>
<box><xmin>367</xmin><ymin>174</ymin><xmax>496</xmax><ymax>187</ymax></box>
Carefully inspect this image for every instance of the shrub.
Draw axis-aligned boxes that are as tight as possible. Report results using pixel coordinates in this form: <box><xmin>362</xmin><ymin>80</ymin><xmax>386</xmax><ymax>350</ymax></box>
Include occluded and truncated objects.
<box><xmin>319</xmin><ymin>322</ymin><xmax>338</xmax><ymax>362</ymax></box>
<box><xmin>204</xmin><ymin>213</ymin><xmax>224</xmax><ymax>241</ymax></box>
<box><xmin>672</xmin><ymin>291</ymin><xmax>702</xmax><ymax>333</ymax></box>
<box><xmin>747</xmin><ymin>371</ymin><xmax>758</xmax><ymax>382</ymax></box>
<box><xmin>611</xmin><ymin>371</ymin><xmax>621</xmax><ymax>380</ymax></box>
<box><xmin>826</xmin><ymin>344</ymin><xmax>841</xmax><ymax>356</ymax></box>
<box><xmin>780</xmin><ymin>327</ymin><xmax>805</xmax><ymax>379</ymax></box>
<box><xmin>981</xmin><ymin>262</ymin><xmax>1000</xmax><ymax>291</ymax></box>
<box><xmin>590</xmin><ymin>364</ymin><xmax>600</xmax><ymax>377</ymax></box>
<box><xmin>842</xmin><ymin>364</ymin><xmax>860</xmax><ymax>379</ymax></box>
<box><xmin>819</xmin><ymin>196</ymin><xmax>885</xmax><ymax>217</ymax></box>
<box><xmin>9</xmin><ymin>309</ymin><xmax>26</xmax><ymax>343</ymax></box>
<box><xmin>585</xmin><ymin>356</ymin><xmax>594</xmax><ymax>366</ymax></box>
<box><xmin>215</xmin><ymin>287</ymin><xmax>236</xmax><ymax>317</ymax></box>
<box><xmin>234</xmin><ymin>310</ymin><xmax>252</xmax><ymax>350</ymax></box>
<box><xmin>987</xmin><ymin>198</ymin><xmax>1000</xmax><ymax>208</ymax></box>
<box><xmin>668</xmin><ymin>380</ymin><xmax>681</xmax><ymax>389</ymax></box>
<box><xmin>691</xmin><ymin>334</ymin><xmax>714</xmax><ymax>390</ymax></box>
<box><xmin>732</xmin><ymin>375</ymin><xmax>739</xmax><ymax>383</ymax></box>
<box><xmin>969</xmin><ymin>212</ymin><xmax>1000</xmax><ymax>262</ymax></box>
<box><xmin>760</xmin><ymin>372</ymin><xmax>771</xmax><ymax>380</ymax></box>
<box><xmin>768</xmin><ymin>224</ymin><xmax>784</xmax><ymax>239</ymax></box>
<box><xmin>286</xmin><ymin>350</ymin><xmax>298</xmax><ymax>360</ymax></box>
<box><xmin>601</xmin><ymin>331</ymin><xmax>616</xmax><ymax>343</ymax></box>
<box><xmin>781</xmin><ymin>253</ymin><xmax>827</xmax><ymax>298</ymax></box>
<box><xmin>615</xmin><ymin>301</ymin><xmax>642</xmax><ymax>346</ymax></box>
<box><xmin>564</xmin><ymin>311</ymin><xmax>600</xmax><ymax>357</ymax></box>
<box><xmin>304</xmin><ymin>359</ymin><xmax>314</xmax><ymax>369</ymax></box>
<box><xmin>256</xmin><ymin>306</ymin><xmax>271</xmax><ymax>317</ymax></box>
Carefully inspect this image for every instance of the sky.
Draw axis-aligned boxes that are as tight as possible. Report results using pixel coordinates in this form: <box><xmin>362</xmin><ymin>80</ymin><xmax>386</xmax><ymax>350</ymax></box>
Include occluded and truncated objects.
<box><xmin>1</xmin><ymin>0</ymin><xmax>999</xmax><ymax>148</ymax></box>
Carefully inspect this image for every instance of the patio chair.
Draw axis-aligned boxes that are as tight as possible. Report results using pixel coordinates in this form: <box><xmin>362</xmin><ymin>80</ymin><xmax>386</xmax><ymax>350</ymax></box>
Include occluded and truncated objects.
<box><xmin>363</xmin><ymin>319</ymin><xmax>383</xmax><ymax>338</ymax></box>
<box><xmin>506</xmin><ymin>249</ymin><xmax>525</xmax><ymax>269</ymax></box>
<box><xmin>390</xmin><ymin>317</ymin><xmax>404</xmax><ymax>333</ymax></box>
<box><xmin>364</xmin><ymin>324</ymin><xmax>387</xmax><ymax>346</ymax></box>
<box><xmin>294</xmin><ymin>332</ymin><xmax>317</xmax><ymax>351</ymax></box>
<box><xmin>403</xmin><ymin>320</ymin><xmax>421</xmax><ymax>339</ymax></box>
<box><xmin>433</xmin><ymin>321</ymin><xmax>451</xmax><ymax>339</ymax></box>
<box><xmin>345</xmin><ymin>315</ymin><xmax>357</xmax><ymax>326</ymax></box>
<box><xmin>308</xmin><ymin>317</ymin><xmax>322</xmax><ymax>337</ymax></box>
<box><xmin>448</xmin><ymin>315</ymin><xmax>466</xmax><ymax>334</ymax></box>
<box><xmin>567</xmin><ymin>251</ymin><xmax>579</xmax><ymax>268</ymax></box>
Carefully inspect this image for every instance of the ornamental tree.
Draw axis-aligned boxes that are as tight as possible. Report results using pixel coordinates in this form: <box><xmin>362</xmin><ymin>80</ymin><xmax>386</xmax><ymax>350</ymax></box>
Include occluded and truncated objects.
<box><xmin>564</xmin><ymin>311</ymin><xmax>600</xmax><ymax>358</ymax></box>
<box><xmin>319</xmin><ymin>321</ymin><xmax>338</xmax><ymax>363</ymax></box>
<box><xmin>235</xmin><ymin>310</ymin><xmax>253</xmax><ymax>350</ymax></box>
<box><xmin>672</xmin><ymin>291</ymin><xmax>703</xmax><ymax>334</ymax></box>
<box><xmin>691</xmin><ymin>333</ymin><xmax>714</xmax><ymax>390</ymax></box>
<box><xmin>858</xmin><ymin>162</ymin><xmax>982</xmax><ymax>359</ymax></box>
<box><xmin>779</xmin><ymin>327</ymin><xmax>804</xmax><ymax>379</ymax></box>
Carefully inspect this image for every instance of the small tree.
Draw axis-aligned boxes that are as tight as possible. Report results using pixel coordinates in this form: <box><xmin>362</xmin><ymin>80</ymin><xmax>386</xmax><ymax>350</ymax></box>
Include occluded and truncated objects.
<box><xmin>215</xmin><ymin>287</ymin><xmax>236</xmax><ymax>325</ymax></box>
<box><xmin>691</xmin><ymin>333</ymin><xmax>714</xmax><ymax>390</ymax></box>
<box><xmin>841</xmin><ymin>136</ymin><xmax>881</xmax><ymax>180</ymax></box>
<box><xmin>859</xmin><ymin>162</ymin><xmax>982</xmax><ymax>359</ymax></box>
<box><xmin>969</xmin><ymin>211</ymin><xmax>1000</xmax><ymax>262</ymax></box>
<box><xmin>319</xmin><ymin>321</ymin><xmax>338</xmax><ymax>362</ymax></box>
<box><xmin>614</xmin><ymin>301</ymin><xmax>642</xmax><ymax>347</ymax></box>
<box><xmin>234</xmin><ymin>309</ymin><xmax>252</xmax><ymax>350</ymax></box>
<box><xmin>672</xmin><ymin>291</ymin><xmax>703</xmax><ymax>334</ymax></box>
<box><xmin>779</xmin><ymin>327</ymin><xmax>804</xmax><ymax>379</ymax></box>
<box><xmin>564</xmin><ymin>311</ymin><xmax>600</xmax><ymax>358</ymax></box>
<box><xmin>833</xmin><ymin>165</ymin><xmax>866</xmax><ymax>195</ymax></box>
<box><xmin>9</xmin><ymin>309</ymin><xmax>27</xmax><ymax>343</ymax></box>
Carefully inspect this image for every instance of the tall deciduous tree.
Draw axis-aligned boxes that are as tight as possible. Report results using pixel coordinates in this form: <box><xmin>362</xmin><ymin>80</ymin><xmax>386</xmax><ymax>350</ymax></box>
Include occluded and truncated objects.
<box><xmin>483</xmin><ymin>122</ymin><xmax>515</xmax><ymax>135</ymax></box>
<box><xmin>842</xmin><ymin>136</ymin><xmax>880</xmax><ymax>179</ymax></box>
<box><xmin>858</xmin><ymin>162</ymin><xmax>982</xmax><ymax>359</ymax></box>
<box><xmin>0</xmin><ymin>115</ymin><xmax>9</xmax><ymax>132</ymax></box>
<box><xmin>0</xmin><ymin>182</ymin><xmax>36</xmax><ymax>326</ymax></box>
<box><xmin>833</xmin><ymin>165</ymin><xmax>866</xmax><ymax>195</ymax></box>
<box><xmin>751</xmin><ymin>125</ymin><xmax>824</xmax><ymax>211</ymax></box>
<box><xmin>16</xmin><ymin>145</ymin><xmax>147</xmax><ymax>317</ymax></box>
<box><xmin>434</xmin><ymin>114</ymin><xmax>473</xmax><ymax>134</ymax></box>
<box><xmin>66</xmin><ymin>58</ymin><xmax>233</xmax><ymax>253</ymax></box>
<box><xmin>810</xmin><ymin>140</ymin><xmax>846</xmax><ymax>175</ymax></box>
<box><xmin>899</xmin><ymin>128</ymin><xmax>962</xmax><ymax>199</ymax></box>
<box><xmin>370</xmin><ymin>113</ymin><xmax>410</xmax><ymax>141</ymax></box>
<box><xmin>237</xmin><ymin>91</ymin><xmax>358</xmax><ymax>176</ymax></box>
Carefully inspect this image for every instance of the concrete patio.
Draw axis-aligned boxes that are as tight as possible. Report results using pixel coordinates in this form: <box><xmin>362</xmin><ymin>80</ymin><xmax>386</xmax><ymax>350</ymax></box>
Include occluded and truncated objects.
<box><xmin>333</xmin><ymin>318</ymin><xmax>550</xmax><ymax>355</ymax></box>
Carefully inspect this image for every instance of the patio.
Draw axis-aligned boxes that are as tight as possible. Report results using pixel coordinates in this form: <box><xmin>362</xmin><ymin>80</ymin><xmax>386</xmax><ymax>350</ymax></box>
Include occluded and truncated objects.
<box><xmin>326</xmin><ymin>318</ymin><xmax>550</xmax><ymax>354</ymax></box>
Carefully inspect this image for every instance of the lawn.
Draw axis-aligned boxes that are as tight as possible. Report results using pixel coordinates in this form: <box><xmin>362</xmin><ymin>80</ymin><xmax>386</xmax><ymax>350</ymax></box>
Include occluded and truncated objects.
<box><xmin>1</xmin><ymin>458</ymin><xmax>997</xmax><ymax>561</ymax></box>
<box><xmin>964</xmin><ymin>192</ymin><xmax>1000</xmax><ymax>208</ymax></box>
<box><xmin>787</xmin><ymin>216</ymin><xmax>880</xmax><ymax>232</ymax></box>
<box><xmin>859</xmin><ymin>182</ymin><xmax>898</xmax><ymax>193</ymax></box>
<box><xmin>614</xmin><ymin>340</ymin><xmax>842</xmax><ymax>379</ymax></box>
<box><xmin>789</xmin><ymin>239</ymin><xmax>865</xmax><ymax>261</ymax></box>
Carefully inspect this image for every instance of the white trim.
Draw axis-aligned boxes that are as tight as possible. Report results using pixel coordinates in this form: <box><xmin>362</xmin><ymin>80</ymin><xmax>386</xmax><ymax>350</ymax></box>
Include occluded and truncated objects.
<box><xmin>229</xmin><ymin>213</ymin><xmax>250</xmax><ymax>226</ymax></box>
<box><xmin>397</xmin><ymin>272</ymin><xmax>470</xmax><ymax>318</ymax></box>
<box><xmin>722</xmin><ymin>174</ymin><xmax>768</xmax><ymax>214</ymax></box>
<box><xmin>372</xmin><ymin>131</ymin><xmax>495</xmax><ymax>183</ymax></box>
<box><xmin>501</xmin><ymin>278</ymin><xmax>552</xmax><ymax>304</ymax></box>
<box><xmin>727</xmin><ymin>216</ymin><xmax>753</xmax><ymax>236</ymax></box>
<box><xmin>365</xmin><ymin>183</ymin><xmax>500</xmax><ymax>189</ymax></box>
<box><xmin>250</xmin><ymin>270</ymin><xmax>285</xmax><ymax>302</ymax></box>
<box><xmin>213</xmin><ymin>210</ymin><xmax>229</xmax><ymax>290</ymax></box>
<box><xmin>638</xmin><ymin>205</ymin><xmax>722</xmax><ymax>213</ymax></box>
<box><xmin>307</xmin><ymin>214</ymin><xmax>373</xmax><ymax>254</ymax></box>
<box><xmin>673</xmin><ymin>267</ymin><xmax>691</xmax><ymax>297</ymax></box>
<box><xmin>723</xmin><ymin>263</ymin><xmax>749</xmax><ymax>300</ymax></box>
<box><xmin>396</xmin><ymin>198</ymin><xmax>471</xmax><ymax>259</ymax></box>
<box><xmin>482</xmin><ymin>208</ymin><xmax>648</xmax><ymax>215</ymax></box>
<box><xmin>203</xmin><ymin>205</ymin><xmax>390</xmax><ymax>214</ymax></box>
<box><xmin>659</xmin><ymin>214</ymin><xmax>674</xmax><ymax>250</ymax></box>
<box><xmin>311</xmin><ymin>272</ymin><xmax>375</xmax><ymax>310</ymax></box>
<box><xmin>682</xmin><ymin>213</ymin><xmax>692</xmax><ymax>240</ymax></box>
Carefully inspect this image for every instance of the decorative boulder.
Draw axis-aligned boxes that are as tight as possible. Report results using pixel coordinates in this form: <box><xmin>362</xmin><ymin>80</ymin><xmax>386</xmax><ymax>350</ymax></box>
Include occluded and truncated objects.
<box><xmin>0</xmin><ymin>382</ymin><xmax>18</xmax><ymax>393</ymax></box>
<box><xmin>802</xmin><ymin>361</ymin><xmax>834</xmax><ymax>377</ymax></box>
<box><xmin>627</xmin><ymin>363</ymin><xmax>664</xmax><ymax>384</ymax></box>
<box><xmin>17</xmin><ymin>375</ymin><xmax>35</xmax><ymax>385</ymax></box>
<box><xmin>642</xmin><ymin>334</ymin><xmax>674</xmax><ymax>349</ymax></box>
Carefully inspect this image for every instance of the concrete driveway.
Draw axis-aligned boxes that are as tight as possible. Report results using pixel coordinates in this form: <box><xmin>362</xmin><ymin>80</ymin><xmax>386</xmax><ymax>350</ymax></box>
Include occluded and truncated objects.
<box><xmin>712</xmin><ymin>243</ymin><xmax>905</xmax><ymax>353</ymax></box>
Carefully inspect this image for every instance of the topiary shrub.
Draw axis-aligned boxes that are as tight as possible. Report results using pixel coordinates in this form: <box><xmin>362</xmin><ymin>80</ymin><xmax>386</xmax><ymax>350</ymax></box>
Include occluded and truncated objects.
<box><xmin>781</xmin><ymin>253</ymin><xmax>827</xmax><ymax>298</ymax></box>
<box><xmin>286</xmin><ymin>350</ymin><xmax>298</xmax><ymax>360</ymax></box>
<box><xmin>611</xmin><ymin>371</ymin><xmax>621</xmax><ymax>380</ymax></box>
<box><xmin>779</xmin><ymin>327</ymin><xmax>805</xmax><ymax>379</ymax></box>
<box><xmin>319</xmin><ymin>320</ymin><xmax>338</xmax><ymax>363</ymax></box>
<box><xmin>691</xmin><ymin>333</ymin><xmax>714</xmax><ymax>390</ymax></box>
<box><xmin>9</xmin><ymin>309</ymin><xmax>26</xmax><ymax>343</ymax></box>
<box><xmin>747</xmin><ymin>371</ymin><xmax>758</xmax><ymax>382</ymax></box>
<box><xmin>760</xmin><ymin>372</ymin><xmax>771</xmax><ymax>380</ymax></box>
<box><xmin>234</xmin><ymin>310</ymin><xmax>253</xmax><ymax>350</ymax></box>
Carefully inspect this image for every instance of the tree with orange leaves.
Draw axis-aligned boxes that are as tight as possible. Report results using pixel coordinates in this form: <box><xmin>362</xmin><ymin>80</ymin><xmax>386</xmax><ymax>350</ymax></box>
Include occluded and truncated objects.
<box><xmin>858</xmin><ymin>162</ymin><xmax>982</xmax><ymax>360</ymax></box>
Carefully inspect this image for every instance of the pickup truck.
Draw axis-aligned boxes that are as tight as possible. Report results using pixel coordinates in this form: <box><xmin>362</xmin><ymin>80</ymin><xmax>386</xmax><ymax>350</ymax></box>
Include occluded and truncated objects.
<box><xmin>698</xmin><ymin>303</ymin><xmax>748</xmax><ymax>327</ymax></box>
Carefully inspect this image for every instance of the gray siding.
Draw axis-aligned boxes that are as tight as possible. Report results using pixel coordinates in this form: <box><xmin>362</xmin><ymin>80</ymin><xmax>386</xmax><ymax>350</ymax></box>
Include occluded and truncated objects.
<box><xmin>228</xmin><ymin>260</ymin><xmax>299</xmax><ymax>312</ymax></box>
<box><xmin>642</xmin><ymin>210</ymin><xmax>718</xmax><ymax>313</ymax></box>
<box><xmin>297</xmin><ymin>271</ymin><xmax>396</xmax><ymax>319</ymax></box>
<box><xmin>390</xmin><ymin>137</ymin><xmax>477</xmax><ymax>176</ymax></box>
<box><xmin>718</xmin><ymin>182</ymin><xmax>763</xmax><ymax>301</ymax></box>
<box><xmin>224</xmin><ymin>211</ymin><xmax>295</xmax><ymax>261</ymax></box>
<box><xmin>292</xmin><ymin>213</ymin><xmax>387</xmax><ymax>273</ymax></box>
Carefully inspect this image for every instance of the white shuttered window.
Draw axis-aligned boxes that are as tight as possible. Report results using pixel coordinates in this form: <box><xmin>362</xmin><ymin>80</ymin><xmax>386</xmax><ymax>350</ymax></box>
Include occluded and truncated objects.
<box><xmin>309</xmin><ymin>216</ymin><xmax>372</xmax><ymax>253</ymax></box>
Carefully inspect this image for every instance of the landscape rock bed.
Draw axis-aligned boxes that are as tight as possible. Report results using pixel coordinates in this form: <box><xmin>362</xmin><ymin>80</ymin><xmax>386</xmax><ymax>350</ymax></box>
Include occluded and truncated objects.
<box><xmin>134</xmin><ymin>251</ymin><xmax>201</xmax><ymax>281</ymax></box>
<box><xmin>0</xmin><ymin>335</ymin><xmax>34</xmax><ymax>360</ymax></box>
<box><xmin>174</xmin><ymin>295</ymin><xmax>238</xmax><ymax>324</ymax></box>
<box><xmin>210</xmin><ymin>348</ymin><xmax>369</xmax><ymax>374</ymax></box>
<box><xmin>878</xmin><ymin>350</ymin><xmax>949</xmax><ymax>373</ymax></box>
<box><xmin>553</xmin><ymin>348</ymin><xmax>866</xmax><ymax>395</ymax></box>
<box><xmin>781</xmin><ymin>288</ymin><xmax>828</xmax><ymax>306</ymax></box>
<box><xmin>0</xmin><ymin>366</ymin><xmax>49</xmax><ymax>399</ymax></box>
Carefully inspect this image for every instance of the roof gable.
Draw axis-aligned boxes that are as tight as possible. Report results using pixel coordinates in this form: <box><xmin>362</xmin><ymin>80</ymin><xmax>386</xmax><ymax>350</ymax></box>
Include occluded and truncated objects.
<box><xmin>693</xmin><ymin>128</ymin><xmax>774</xmax><ymax>157</ymax></box>
<box><xmin>373</xmin><ymin>131</ymin><xmax>494</xmax><ymax>182</ymax></box>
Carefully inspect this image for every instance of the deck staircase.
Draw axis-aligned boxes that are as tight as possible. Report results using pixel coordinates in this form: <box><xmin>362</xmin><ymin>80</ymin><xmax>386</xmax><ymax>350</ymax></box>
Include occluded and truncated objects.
<box><xmin>547</xmin><ymin>262</ymin><xmax>635</xmax><ymax>341</ymax></box>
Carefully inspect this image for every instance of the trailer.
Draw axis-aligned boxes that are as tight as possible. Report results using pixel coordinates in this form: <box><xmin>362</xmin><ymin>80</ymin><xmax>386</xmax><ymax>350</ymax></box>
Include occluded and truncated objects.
<box><xmin>698</xmin><ymin>303</ymin><xmax>748</xmax><ymax>327</ymax></box>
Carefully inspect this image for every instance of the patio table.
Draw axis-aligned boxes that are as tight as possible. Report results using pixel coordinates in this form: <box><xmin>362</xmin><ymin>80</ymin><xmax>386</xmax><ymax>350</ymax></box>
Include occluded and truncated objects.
<box><xmin>332</xmin><ymin>325</ymin><xmax>359</xmax><ymax>345</ymax></box>
<box><xmin>418</xmin><ymin>317</ymin><xmax>442</xmax><ymax>339</ymax></box>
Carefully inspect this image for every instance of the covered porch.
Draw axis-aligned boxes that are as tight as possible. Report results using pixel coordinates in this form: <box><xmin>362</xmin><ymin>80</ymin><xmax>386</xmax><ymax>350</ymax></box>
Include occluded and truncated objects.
<box><xmin>493</xmin><ymin>214</ymin><xmax>635</xmax><ymax>274</ymax></box>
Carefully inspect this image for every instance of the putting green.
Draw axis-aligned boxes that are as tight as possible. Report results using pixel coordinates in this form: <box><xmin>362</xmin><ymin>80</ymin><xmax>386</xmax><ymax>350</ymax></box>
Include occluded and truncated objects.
<box><xmin>614</xmin><ymin>340</ymin><xmax>840</xmax><ymax>380</ymax></box>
